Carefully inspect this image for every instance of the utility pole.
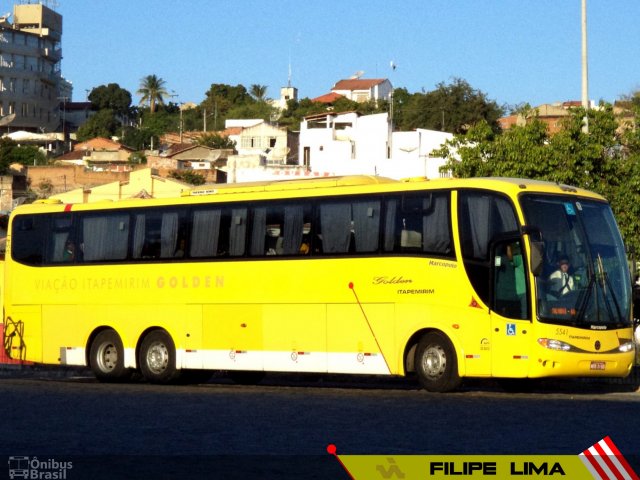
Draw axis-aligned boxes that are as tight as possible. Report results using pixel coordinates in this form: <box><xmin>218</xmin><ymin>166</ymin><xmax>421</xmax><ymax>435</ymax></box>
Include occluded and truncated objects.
<box><xmin>581</xmin><ymin>0</ymin><xmax>589</xmax><ymax>133</ymax></box>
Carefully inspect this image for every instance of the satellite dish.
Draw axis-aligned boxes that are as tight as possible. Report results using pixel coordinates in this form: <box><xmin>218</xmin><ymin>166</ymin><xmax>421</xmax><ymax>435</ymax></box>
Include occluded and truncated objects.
<box><xmin>349</xmin><ymin>70</ymin><xmax>365</xmax><ymax>80</ymax></box>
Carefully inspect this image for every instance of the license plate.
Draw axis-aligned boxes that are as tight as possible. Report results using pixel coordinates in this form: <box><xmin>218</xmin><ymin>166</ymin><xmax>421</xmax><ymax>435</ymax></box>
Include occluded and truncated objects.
<box><xmin>590</xmin><ymin>361</ymin><xmax>606</xmax><ymax>371</ymax></box>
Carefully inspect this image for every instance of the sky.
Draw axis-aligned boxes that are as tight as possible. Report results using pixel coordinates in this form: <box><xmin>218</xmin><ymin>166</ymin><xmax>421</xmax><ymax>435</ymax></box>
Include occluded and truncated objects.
<box><xmin>9</xmin><ymin>0</ymin><xmax>640</xmax><ymax>109</ymax></box>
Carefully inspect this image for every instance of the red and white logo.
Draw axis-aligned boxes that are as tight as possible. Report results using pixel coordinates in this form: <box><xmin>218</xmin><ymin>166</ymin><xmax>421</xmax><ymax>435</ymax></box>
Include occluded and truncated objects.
<box><xmin>579</xmin><ymin>436</ymin><xmax>639</xmax><ymax>480</ymax></box>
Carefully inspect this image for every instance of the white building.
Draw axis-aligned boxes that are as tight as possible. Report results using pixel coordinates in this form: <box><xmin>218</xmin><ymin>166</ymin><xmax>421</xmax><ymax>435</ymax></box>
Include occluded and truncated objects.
<box><xmin>0</xmin><ymin>3</ymin><xmax>66</xmax><ymax>132</ymax></box>
<box><xmin>299</xmin><ymin>111</ymin><xmax>389</xmax><ymax>176</ymax></box>
<box><xmin>226</xmin><ymin>111</ymin><xmax>454</xmax><ymax>183</ymax></box>
<box><xmin>331</xmin><ymin>78</ymin><xmax>393</xmax><ymax>103</ymax></box>
<box><xmin>380</xmin><ymin>129</ymin><xmax>454</xmax><ymax>179</ymax></box>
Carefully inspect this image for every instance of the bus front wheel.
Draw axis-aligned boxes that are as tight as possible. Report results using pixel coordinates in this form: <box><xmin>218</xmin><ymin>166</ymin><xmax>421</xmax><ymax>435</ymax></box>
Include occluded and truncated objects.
<box><xmin>415</xmin><ymin>332</ymin><xmax>461</xmax><ymax>393</ymax></box>
<box><xmin>89</xmin><ymin>330</ymin><xmax>131</xmax><ymax>382</ymax></box>
<box><xmin>139</xmin><ymin>330</ymin><xmax>180</xmax><ymax>384</ymax></box>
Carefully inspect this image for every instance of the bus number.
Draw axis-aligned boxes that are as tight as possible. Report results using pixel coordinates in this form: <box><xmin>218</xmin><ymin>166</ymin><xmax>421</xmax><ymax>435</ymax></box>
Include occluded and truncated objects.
<box><xmin>555</xmin><ymin>327</ymin><xmax>568</xmax><ymax>336</ymax></box>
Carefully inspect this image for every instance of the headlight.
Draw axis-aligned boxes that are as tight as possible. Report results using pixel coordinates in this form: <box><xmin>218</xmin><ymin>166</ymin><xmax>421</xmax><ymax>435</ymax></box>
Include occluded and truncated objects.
<box><xmin>618</xmin><ymin>341</ymin><xmax>635</xmax><ymax>353</ymax></box>
<box><xmin>538</xmin><ymin>338</ymin><xmax>571</xmax><ymax>351</ymax></box>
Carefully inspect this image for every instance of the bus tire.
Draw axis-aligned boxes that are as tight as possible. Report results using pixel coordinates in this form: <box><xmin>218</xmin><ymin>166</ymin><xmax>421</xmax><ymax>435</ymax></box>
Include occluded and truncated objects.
<box><xmin>415</xmin><ymin>332</ymin><xmax>461</xmax><ymax>393</ymax></box>
<box><xmin>89</xmin><ymin>330</ymin><xmax>131</xmax><ymax>382</ymax></box>
<box><xmin>139</xmin><ymin>330</ymin><xmax>180</xmax><ymax>384</ymax></box>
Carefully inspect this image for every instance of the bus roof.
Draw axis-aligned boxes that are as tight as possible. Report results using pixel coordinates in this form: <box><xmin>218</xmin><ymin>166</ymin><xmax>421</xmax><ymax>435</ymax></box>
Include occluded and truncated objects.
<box><xmin>12</xmin><ymin>175</ymin><xmax>606</xmax><ymax>215</ymax></box>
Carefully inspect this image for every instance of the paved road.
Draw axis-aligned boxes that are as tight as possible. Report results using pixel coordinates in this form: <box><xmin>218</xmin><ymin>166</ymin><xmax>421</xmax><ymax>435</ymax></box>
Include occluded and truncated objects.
<box><xmin>0</xmin><ymin>370</ymin><xmax>639</xmax><ymax>479</ymax></box>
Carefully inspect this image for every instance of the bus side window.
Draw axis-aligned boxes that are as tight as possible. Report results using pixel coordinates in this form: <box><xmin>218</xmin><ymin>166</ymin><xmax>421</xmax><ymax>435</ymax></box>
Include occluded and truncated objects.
<box><xmin>11</xmin><ymin>215</ymin><xmax>46</xmax><ymax>265</ymax></box>
<box><xmin>229</xmin><ymin>208</ymin><xmax>247</xmax><ymax>256</ymax></box>
<box><xmin>459</xmin><ymin>191</ymin><xmax>519</xmax><ymax>305</ymax></box>
<box><xmin>83</xmin><ymin>213</ymin><xmax>129</xmax><ymax>262</ymax></box>
<box><xmin>352</xmin><ymin>200</ymin><xmax>380</xmax><ymax>253</ymax></box>
<box><xmin>387</xmin><ymin>192</ymin><xmax>452</xmax><ymax>256</ymax></box>
<box><xmin>251</xmin><ymin>204</ymin><xmax>308</xmax><ymax>256</ymax></box>
<box><xmin>319</xmin><ymin>203</ymin><xmax>351</xmax><ymax>254</ymax></box>
<box><xmin>190</xmin><ymin>208</ymin><xmax>222</xmax><ymax>258</ymax></box>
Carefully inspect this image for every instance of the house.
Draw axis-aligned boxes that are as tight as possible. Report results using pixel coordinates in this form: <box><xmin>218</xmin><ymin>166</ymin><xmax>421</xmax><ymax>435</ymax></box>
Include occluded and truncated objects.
<box><xmin>225</xmin><ymin>111</ymin><xmax>454</xmax><ymax>183</ymax></box>
<box><xmin>299</xmin><ymin>111</ymin><xmax>390</xmax><ymax>176</ymax></box>
<box><xmin>147</xmin><ymin>144</ymin><xmax>232</xmax><ymax>183</ymax></box>
<box><xmin>298</xmin><ymin>110</ymin><xmax>453</xmax><ymax>180</ymax></box>
<box><xmin>310</xmin><ymin>92</ymin><xmax>345</xmax><ymax>104</ymax></box>
<box><xmin>3</xmin><ymin>130</ymin><xmax>64</xmax><ymax>156</ymax></box>
<box><xmin>55</xmin><ymin>137</ymin><xmax>134</xmax><ymax>172</ymax></box>
<box><xmin>331</xmin><ymin>78</ymin><xmax>393</xmax><ymax>103</ymax></box>
<box><xmin>235</xmin><ymin>121</ymin><xmax>298</xmax><ymax>165</ymax></box>
<box><xmin>498</xmin><ymin>101</ymin><xmax>596</xmax><ymax>135</ymax></box>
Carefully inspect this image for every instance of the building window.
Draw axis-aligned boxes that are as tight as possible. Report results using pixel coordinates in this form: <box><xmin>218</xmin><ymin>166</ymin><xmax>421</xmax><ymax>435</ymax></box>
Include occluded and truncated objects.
<box><xmin>21</xmin><ymin>103</ymin><xmax>28</xmax><ymax>117</ymax></box>
<box><xmin>241</xmin><ymin>136</ymin><xmax>261</xmax><ymax>148</ymax></box>
<box><xmin>9</xmin><ymin>102</ymin><xmax>15</xmax><ymax>114</ymax></box>
<box><xmin>0</xmin><ymin>77</ymin><xmax>4</xmax><ymax>91</ymax></box>
<box><xmin>9</xmin><ymin>78</ymin><xmax>16</xmax><ymax>93</ymax></box>
<box><xmin>22</xmin><ymin>79</ymin><xmax>30</xmax><ymax>94</ymax></box>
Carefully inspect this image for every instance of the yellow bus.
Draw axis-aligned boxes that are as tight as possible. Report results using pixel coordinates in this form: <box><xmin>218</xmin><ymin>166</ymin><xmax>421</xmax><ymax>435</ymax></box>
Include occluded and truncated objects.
<box><xmin>2</xmin><ymin>175</ymin><xmax>636</xmax><ymax>391</ymax></box>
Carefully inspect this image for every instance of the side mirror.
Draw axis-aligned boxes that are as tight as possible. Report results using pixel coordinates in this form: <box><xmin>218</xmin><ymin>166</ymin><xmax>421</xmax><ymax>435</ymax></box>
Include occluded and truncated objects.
<box><xmin>530</xmin><ymin>240</ymin><xmax>544</xmax><ymax>277</ymax></box>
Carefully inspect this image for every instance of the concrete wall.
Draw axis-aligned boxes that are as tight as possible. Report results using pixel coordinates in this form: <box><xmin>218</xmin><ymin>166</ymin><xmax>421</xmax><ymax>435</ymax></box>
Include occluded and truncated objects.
<box><xmin>27</xmin><ymin>165</ymin><xmax>130</xmax><ymax>196</ymax></box>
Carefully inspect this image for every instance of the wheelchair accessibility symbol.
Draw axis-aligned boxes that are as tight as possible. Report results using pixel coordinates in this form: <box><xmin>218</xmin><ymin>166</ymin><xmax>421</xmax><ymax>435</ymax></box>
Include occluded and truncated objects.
<box><xmin>506</xmin><ymin>323</ymin><xmax>516</xmax><ymax>336</ymax></box>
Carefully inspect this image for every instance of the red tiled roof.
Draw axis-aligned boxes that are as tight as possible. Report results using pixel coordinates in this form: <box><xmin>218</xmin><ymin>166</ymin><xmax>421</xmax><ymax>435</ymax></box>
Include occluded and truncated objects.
<box><xmin>219</xmin><ymin>127</ymin><xmax>242</xmax><ymax>136</ymax></box>
<box><xmin>74</xmin><ymin>137</ymin><xmax>131</xmax><ymax>152</ymax></box>
<box><xmin>161</xmin><ymin>129</ymin><xmax>240</xmax><ymax>147</ymax></box>
<box><xmin>311</xmin><ymin>92</ymin><xmax>344</xmax><ymax>104</ymax></box>
<box><xmin>55</xmin><ymin>149</ymin><xmax>85</xmax><ymax>161</ymax></box>
<box><xmin>332</xmin><ymin>78</ymin><xmax>386</xmax><ymax>90</ymax></box>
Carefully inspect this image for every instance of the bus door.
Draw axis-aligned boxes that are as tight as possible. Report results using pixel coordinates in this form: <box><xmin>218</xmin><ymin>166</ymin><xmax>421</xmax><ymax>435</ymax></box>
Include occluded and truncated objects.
<box><xmin>489</xmin><ymin>237</ymin><xmax>532</xmax><ymax>378</ymax></box>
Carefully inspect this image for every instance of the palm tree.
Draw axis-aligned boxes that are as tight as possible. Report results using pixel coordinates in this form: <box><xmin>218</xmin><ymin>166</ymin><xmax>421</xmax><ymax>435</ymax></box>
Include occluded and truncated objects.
<box><xmin>249</xmin><ymin>84</ymin><xmax>268</xmax><ymax>102</ymax></box>
<box><xmin>137</xmin><ymin>74</ymin><xmax>169</xmax><ymax>113</ymax></box>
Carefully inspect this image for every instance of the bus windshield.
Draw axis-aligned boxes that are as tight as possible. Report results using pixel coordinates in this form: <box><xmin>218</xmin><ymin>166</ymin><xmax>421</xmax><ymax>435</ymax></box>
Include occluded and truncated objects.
<box><xmin>520</xmin><ymin>194</ymin><xmax>631</xmax><ymax>329</ymax></box>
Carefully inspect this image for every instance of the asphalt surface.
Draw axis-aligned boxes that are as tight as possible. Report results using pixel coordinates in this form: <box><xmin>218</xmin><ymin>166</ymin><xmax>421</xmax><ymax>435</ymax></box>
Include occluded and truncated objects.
<box><xmin>0</xmin><ymin>366</ymin><xmax>639</xmax><ymax>479</ymax></box>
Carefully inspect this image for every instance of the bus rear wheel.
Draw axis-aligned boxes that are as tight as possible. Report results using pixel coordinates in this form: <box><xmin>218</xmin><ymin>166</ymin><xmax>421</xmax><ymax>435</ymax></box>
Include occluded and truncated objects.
<box><xmin>415</xmin><ymin>332</ymin><xmax>461</xmax><ymax>393</ymax></box>
<box><xmin>89</xmin><ymin>330</ymin><xmax>131</xmax><ymax>382</ymax></box>
<box><xmin>139</xmin><ymin>330</ymin><xmax>180</xmax><ymax>384</ymax></box>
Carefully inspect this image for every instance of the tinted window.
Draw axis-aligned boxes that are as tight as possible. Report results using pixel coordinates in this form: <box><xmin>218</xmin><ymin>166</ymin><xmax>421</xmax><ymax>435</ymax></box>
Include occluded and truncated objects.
<box><xmin>384</xmin><ymin>192</ymin><xmax>452</xmax><ymax>256</ymax></box>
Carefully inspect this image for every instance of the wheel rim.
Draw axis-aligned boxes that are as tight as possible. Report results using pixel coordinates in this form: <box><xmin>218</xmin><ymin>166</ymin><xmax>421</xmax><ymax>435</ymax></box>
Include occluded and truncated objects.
<box><xmin>96</xmin><ymin>342</ymin><xmax>118</xmax><ymax>373</ymax></box>
<box><xmin>145</xmin><ymin>341</ymin><xmax>169</xmax><ymax>375</ymax></box>
<box><xmin>421</xmin><ymin>344</ymin><xmax>447</xmax><ymax>379</ymax></box>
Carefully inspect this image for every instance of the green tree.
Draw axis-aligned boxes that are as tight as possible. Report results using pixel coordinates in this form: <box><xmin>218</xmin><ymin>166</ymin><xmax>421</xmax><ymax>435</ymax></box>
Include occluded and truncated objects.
<box><xmin>88</xmin><ymin>83</ymin><xmax>133</xmax><ymax>117</ymax></box>
<box><xmin>137</xmin><ymin>75</ymin><xmax>169</xmax><ymax>113</ymax></box>
<box><xmin>200</xmin><ymin>83</ymin><xmax>253</xmax><ymax>130</ymax></box>
<box><xmin>398</xmin><ymin>78</ymin><xmax>504</xmax><ymax>133</ymax></box>
<box><xmin>8</xmin><ymin>145</ymin><xmax>47</xmax><ymax>166</ymax></box>
<box><xmin>121</xmin><ymin>125</ymin><xmax>156</xmax><ymax>151</ymax></box>
<box><xmin>226</xmin><ymin>101</ymin><xmax>278</xmax><ymax>123</ymax></box>
<box><xmin>249</xmin><ymin>84</ymin><xmax>268</xmax><ymax>102</ymax></box>
<box><xmin>0</xmin><ymin>138</ymin><xmax>47</xmax><ymax>173</ymax></box>
<box><xmin>438</xmin><ymin>104</ymin><xmax>640</xmax><ymax>251</ymax></box>
<box><xmin>169</xmin><ymin>170</ymin><xmax>206</xmax><ymax>185</ymax></box>
<box><xmin>76</xmin><ymin>109</ymin><xmax>120</xmax><ymax>141</ymax></box>
<box><xmin>196</xmin><ymin>132</ymin><xmax>236</xmax><ymax>149</ymax></box>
